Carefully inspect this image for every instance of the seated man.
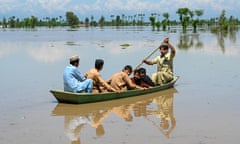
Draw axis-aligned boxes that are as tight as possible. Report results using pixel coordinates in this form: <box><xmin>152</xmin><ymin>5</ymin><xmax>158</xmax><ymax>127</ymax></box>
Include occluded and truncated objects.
<box><xmin>85</xmin><ymin>59</ymin><xmax>118</xmax><ymax>93</ymax></box>
<box><xmin>107</xmin><ymin>65</ymin><xmax>143</xmax><ymax>91</ymax></box>
<box><xmin>138</xmin><ymin>67</ymin><xmax>155</xmax><ymax>87</ymax></box>
<box><xmin>131</xmin><ymin>69</ymin><xmax>141</xmax><ymax>85</ymax></box>
<box><xmin>63</xmin><ymin>55</ymin><xmax>93</xmax><ymax>93</ymax></box>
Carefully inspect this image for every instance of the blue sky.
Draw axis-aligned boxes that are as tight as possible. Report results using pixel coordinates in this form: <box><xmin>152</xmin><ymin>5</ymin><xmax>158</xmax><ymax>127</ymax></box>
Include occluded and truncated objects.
<box><xmin>0</xmin><ymin>0</ymin><xmax>239</xmax><ymax>21</ymax></box>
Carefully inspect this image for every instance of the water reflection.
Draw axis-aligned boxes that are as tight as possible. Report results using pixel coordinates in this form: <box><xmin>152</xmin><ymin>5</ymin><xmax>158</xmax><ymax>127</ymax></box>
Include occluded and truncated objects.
<box><xmin>147</xmin><ymin>92</ymin><xmax>176</xmax><ymax>138</ymax></box>
<box><xmin>210</xmin><ymin>28</ymin><xmax>239</xmax><ymax>54</ymax></box>
<box><xmin>177</xmin><ymin>34</ymin><xmax>203</xmax><ymax>50</ymax></box>
<box><xmin>51</xmin><ymin>88</ymin><xmax>178</xmax><ymax>144</ymax></box>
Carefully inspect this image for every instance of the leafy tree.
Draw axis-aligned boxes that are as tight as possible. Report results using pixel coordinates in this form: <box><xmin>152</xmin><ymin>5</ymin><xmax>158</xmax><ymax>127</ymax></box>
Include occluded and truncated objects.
<box><xmin>149</xmin><ymin>16</ymin><xmax>155</xmax><ymax>31</ymax></box>
<box><xmin>218</xmin><ymin>10</ymin><xmax>228</xmax><ymax>31</ymax></box>
<box><xmin>30</xmin><ymin>16</ymin><xmax>38</xmax><ymax>28</ymax></box>
<box><xmin>110</xmin><ymin>15</ymin><xmax>115</xmax><ymax>26</ymax></box>
<box><xmin>192</xmin><ymin>9</ymin><xmax>204</xmax><ymax>33</ymax></box>
<box><xmin>176</xmin><ymin>8</ymin><xmax>191</xmax><ymax>33</ymax></box>
<box><xmin>99</xmin><ymin>16</ymin><xmax>105</xmax><ymax>27</ymax></box>
<box><xmin>23</xmin><ymin>18</ymin><xmax>31</xmax><ymax>28</ymax></box>
<box><xmin>8</xmin><ymin>16</ymin><xmax>15</xmax><ymax>28</ymax></box>
<box><xmin>116</xmin><ymin>15</ymin><xmax>121</xmax><ymax>27</ymax></box>
<box><xmin>66</xmin><ymin>11</ymin><xmax>79</xmax><ymax>28</ymax></box>
<box><xmin>156</xmin><ymin>21</ymin><xmax>161</xmax><ymax>31</ymax></box>
<box><xmin>2</xmin><ymin>17</ymin><xmax>7</xmax><ymax>28</ymax></box>
<box><xmin>85</xmin><ymin>17</ymin><xmax>89</xmax><ymax>27</ymax></box>
<box><xmin>162</xmin><ymin>12</ymin><xmax>170</xmax><ymax>31</ymax></box>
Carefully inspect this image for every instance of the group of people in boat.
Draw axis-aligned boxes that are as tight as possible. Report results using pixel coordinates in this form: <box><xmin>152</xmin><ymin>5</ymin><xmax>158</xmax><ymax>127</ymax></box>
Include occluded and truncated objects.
<box><xmin>63</xmin><ymin>37</ymin><xmax>176</xmax><ymax>93</ymax></box>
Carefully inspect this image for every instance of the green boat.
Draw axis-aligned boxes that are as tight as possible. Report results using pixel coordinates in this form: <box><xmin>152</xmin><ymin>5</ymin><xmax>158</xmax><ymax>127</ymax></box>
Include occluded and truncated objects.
<box><xmin>50</xmin><ymin>76</ymin><xmax>179</xmax><ymax>104</ymax></box>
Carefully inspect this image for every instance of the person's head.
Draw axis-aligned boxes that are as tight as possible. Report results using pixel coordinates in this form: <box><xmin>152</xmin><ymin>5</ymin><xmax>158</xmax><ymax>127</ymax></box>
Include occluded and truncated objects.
<box><xmin>159</xmin><ymin>43</ymin><xmax>169</xmax><ymax>55</ymax></box>
<box><xmin>138</xmin><ymin>67</ymin><xmax>146</xmax><ymax>78</ymax></box>
<box><xmin>95</xmin><ymin>59</ymin><xmax>104</xmax><ymax>71</ymax></box>
<box><xmin>70</xmin><ymin>55</ymin><xmax>80</xmax><ymax>67</ymax></box>
<box><xmin>133</xmin><ymin>69</ymin><xmax>140</xmax><ymax>80</ymax></box>
<box><xmin>122</xmin><ymin>65</ymin><xmax>133</xmax><ymax>76</ymax></box>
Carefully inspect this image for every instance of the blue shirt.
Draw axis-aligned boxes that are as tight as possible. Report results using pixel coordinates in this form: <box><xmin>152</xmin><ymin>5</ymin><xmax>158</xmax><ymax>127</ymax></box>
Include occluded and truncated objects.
<box><xmin>63</xmin><ymin>65</ymin><xmax>88</xmax><ymax>92</ymax></box>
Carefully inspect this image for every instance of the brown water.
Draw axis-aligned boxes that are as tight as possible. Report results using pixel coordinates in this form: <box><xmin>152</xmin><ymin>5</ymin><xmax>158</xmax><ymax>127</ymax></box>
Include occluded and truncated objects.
<box><xmin>0</xmin><ymin>27</ymin><xmax>240</xmax><ymax>144</ymax></box>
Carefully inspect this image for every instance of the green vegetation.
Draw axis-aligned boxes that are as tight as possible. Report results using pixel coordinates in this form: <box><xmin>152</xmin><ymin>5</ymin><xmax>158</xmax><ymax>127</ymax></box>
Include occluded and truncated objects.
<box><xmin>120</xmin><ymin>44</ymin><xmax>131</xmax><ymax>47</ymax></box>
<box><xmin>0</xmin><ymin>9</ymin><xmax>239</xmax><ymax>34</ymax></box>
<box><xmin>66</xmin><ymin>11</ymin><xmax>79</xmax><ymax>28</ymax></box>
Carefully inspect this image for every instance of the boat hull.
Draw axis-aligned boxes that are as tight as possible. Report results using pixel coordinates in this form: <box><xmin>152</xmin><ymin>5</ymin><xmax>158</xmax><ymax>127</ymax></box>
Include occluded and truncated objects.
<box><xmin>50</xmin><ymin>76</ymin><xmax>179</xmax><ymax>104</ymax></box>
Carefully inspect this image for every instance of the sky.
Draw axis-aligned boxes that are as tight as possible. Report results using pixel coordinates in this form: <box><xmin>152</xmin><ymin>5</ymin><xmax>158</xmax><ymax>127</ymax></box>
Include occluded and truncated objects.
<box><xmin>0</xmin><ymin>0</ymin><xmax>239</xmax><ymax>21</ymax></box>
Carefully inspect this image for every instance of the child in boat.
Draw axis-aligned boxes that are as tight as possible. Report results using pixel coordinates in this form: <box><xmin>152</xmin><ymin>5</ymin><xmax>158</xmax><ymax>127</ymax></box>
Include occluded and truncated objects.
<box><xmin>131</xmin><ymin>69</ymin><xmax>141</xmax><ymax>85</ymax></box>
<box><xmin>106</xmin><ymin>65</ymin><xmax>143</xmax><ymax>91</ymax></box>
<box><xmin>138</xmin><ymin>67</ymin><xmax>155</xmax><ymax>87</ymax></box>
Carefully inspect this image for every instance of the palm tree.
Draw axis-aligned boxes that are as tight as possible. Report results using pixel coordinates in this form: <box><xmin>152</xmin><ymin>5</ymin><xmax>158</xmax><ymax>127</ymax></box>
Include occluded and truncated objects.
<box><xmin>99</xmin><ymin>16</ymin><xmax>105</xmax><ymax>27</ymax></box>
<box><xmin>116</xmin><ymin>15</ymin><xmax>121</xmax><ymax>27</ymax></box>
<box><xmin>162</xmin><ymin>12</ymin><xmax>170</xmax><ymax>31</ymax></box>
<box><xmin>176</xmin><ymin>8</ymin><xmax>191</xmax><ymax>33</ymax></box>
<box><xmin>85</xmin><ymin>17</ymin><xmax>89</xmax><ymax>27</ymax></box>
<box><xmin>192</xmin><ymin>9</ymin><xmax>204</xmax><ymax>33</ymax></box>
<box><xmin>218</xmin><ymin>10</ymin><xmax>228</xmax><ymax>31</ymax></box>
<box><xmin>2</xmin><ymin>17</ymin><xmax>7</xmax><ymax>28</ymax></box>
<box><xmin>149</xmin><ymin>16</ymin><xmax>156</xmax><ymax>31</ymax></box>
<box><xmin>110</xmin><ymin>15</ymin><xmax>115</xmax><ymax>26</ymax></box>
<box><xmin>9</xmin><ymin>16</ymin><xmax>16</xmax><ymax>28</ymax></box>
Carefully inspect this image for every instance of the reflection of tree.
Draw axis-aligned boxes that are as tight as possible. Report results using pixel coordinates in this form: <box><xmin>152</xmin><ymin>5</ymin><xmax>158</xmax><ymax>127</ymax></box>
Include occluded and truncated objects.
<box><xmin>178</xmin><ymin>35</ymin><xmax>193</xmax><ymax>50</ymax></box>
<box><xmin>177</xmin><ymin>34</ymin><xmax>203</xmax><ymax>50</ymax></box>
<box><xmin>229</xmin><ymin>28</ymin><xmax>237</xmax><ymax>43</ymax></box>
<box><xmin>211</xmin><ymin>29</ymin><xmax>228</xmax><ymax>53</ymax></box>
<box><xmin>210</xmin><ymin>24</ymin><xmax>238</xmax><ymax>54</ymax></box>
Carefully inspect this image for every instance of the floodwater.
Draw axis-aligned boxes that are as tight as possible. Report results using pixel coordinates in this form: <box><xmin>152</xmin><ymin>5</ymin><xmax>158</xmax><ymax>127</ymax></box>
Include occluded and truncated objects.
<box><xmin>0</xmin><ymin>26</ymin><xmax>240</xmax><ymax>144</ymax></box>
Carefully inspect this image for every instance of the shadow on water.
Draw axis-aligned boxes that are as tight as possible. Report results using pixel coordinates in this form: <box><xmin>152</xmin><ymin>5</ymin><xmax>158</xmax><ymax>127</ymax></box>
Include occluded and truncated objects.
<box><xmin>51</xmin><ymin>88</ymin><xmax>178</xmax><ymax>144</ymax></box>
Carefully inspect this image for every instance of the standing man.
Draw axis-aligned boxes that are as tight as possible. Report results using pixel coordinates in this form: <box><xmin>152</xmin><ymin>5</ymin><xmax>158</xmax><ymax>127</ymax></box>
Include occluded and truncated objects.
<box><xmin>63</xmin><ymin>55</ymin><xmax>93</xmax><ymax>93</ymax></box>
<box><xmin>143</xmin><ymin>38</ymin><xmax>176</xmax><ymax>85</ymax></box>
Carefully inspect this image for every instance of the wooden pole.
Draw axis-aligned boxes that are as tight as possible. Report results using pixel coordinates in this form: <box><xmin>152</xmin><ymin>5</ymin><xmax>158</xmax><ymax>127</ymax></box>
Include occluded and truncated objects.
<box><xmin>134</xmin><ymin>47</ymin><xmax>159</xmax><ymax>70</ymax></box>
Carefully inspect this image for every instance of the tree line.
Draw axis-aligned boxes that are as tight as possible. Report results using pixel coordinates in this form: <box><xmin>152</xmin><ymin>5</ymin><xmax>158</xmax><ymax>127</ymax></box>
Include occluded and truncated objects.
<box><xmin>0</xmin><ymin>8</ymin><xmax>239</xmax><ymax>33</ymax></box>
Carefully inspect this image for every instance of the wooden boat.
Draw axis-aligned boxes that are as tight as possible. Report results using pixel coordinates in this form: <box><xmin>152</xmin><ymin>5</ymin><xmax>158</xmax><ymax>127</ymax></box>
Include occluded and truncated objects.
<box><xmin>50</xmin><ymin>76</ymin><xmax>179</xmax><ymax>104</ymax></box>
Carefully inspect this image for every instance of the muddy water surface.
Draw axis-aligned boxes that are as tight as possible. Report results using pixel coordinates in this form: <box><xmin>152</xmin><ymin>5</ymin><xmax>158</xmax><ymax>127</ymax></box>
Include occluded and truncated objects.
<box><xmin>0</xmin><ymin>27</ymin><xmax>240</xmax><ymax>144</ymax></box>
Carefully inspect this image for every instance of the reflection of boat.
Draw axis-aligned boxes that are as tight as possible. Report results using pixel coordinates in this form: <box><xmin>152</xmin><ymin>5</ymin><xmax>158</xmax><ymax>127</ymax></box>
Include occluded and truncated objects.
<box><xmin>51</xmin><ymin>88</ymin><xmax>178</xmax><ymax>144</ymax></box>
<box><xmin>50</xmin><ymin>76</ymin><xmax>179</xmax><ymax>104</ymax></box>
<box><xmin>51</xmin><ymin>87</ymin><xmax>178</xmax><ymax>116</ymax></box>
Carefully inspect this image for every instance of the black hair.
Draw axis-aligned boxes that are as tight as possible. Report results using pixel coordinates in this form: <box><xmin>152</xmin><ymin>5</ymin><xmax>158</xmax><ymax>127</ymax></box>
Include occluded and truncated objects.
<box><xmin>70</xmin><ymin>59</ymin><xmax>79</xmax><ymax>65</ymax></box>
<box><xmin>160</xmin><ymin>44</ymin><xmax>169</xmax><ymax>50</ymax></box>
<box><xmin>95</xmin><ymin>59</ymin><xmax>104</xmax><ymax>70</ymax></box>
<box><xmin>133</xmin><ymin>69</ymin><xmax>139</xmax><ymax>74</ymax></box>
<box><xmin>123</xmin><ymin>65</ymin><xmax>132</xmax><ymax>73</ymax></box>
<box><xmin>138</xmin><ymin>67</ymin><xmax>146</xmax><ymax>74</ymax></box>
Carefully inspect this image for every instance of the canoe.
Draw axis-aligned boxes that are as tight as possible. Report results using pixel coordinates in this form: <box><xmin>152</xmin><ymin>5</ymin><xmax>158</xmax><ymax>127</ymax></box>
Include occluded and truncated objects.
<box><xmin>50</xmin><ymin>76</ymin><xmax>179</xmax><ymax>104</ymax></box>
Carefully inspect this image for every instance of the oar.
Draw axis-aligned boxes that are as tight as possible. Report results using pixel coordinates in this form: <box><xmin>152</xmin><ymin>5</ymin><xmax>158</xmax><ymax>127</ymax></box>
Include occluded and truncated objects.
<box><xmin>135</xmin><ymin>47</ymin><xmax>159</xmax><ymax>70</ymax></box>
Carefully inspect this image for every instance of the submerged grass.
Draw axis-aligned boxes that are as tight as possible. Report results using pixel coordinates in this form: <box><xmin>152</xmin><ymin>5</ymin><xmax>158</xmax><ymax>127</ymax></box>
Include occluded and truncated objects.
<box><xmin>120</xmin><ymin>43</ymin><xmax>131</xmax><ymax>47</ymax></box>
<box><xmin>120</xmin><ymin>43</ymin><xmax>131</xmax><ymax>49</ymax></box>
